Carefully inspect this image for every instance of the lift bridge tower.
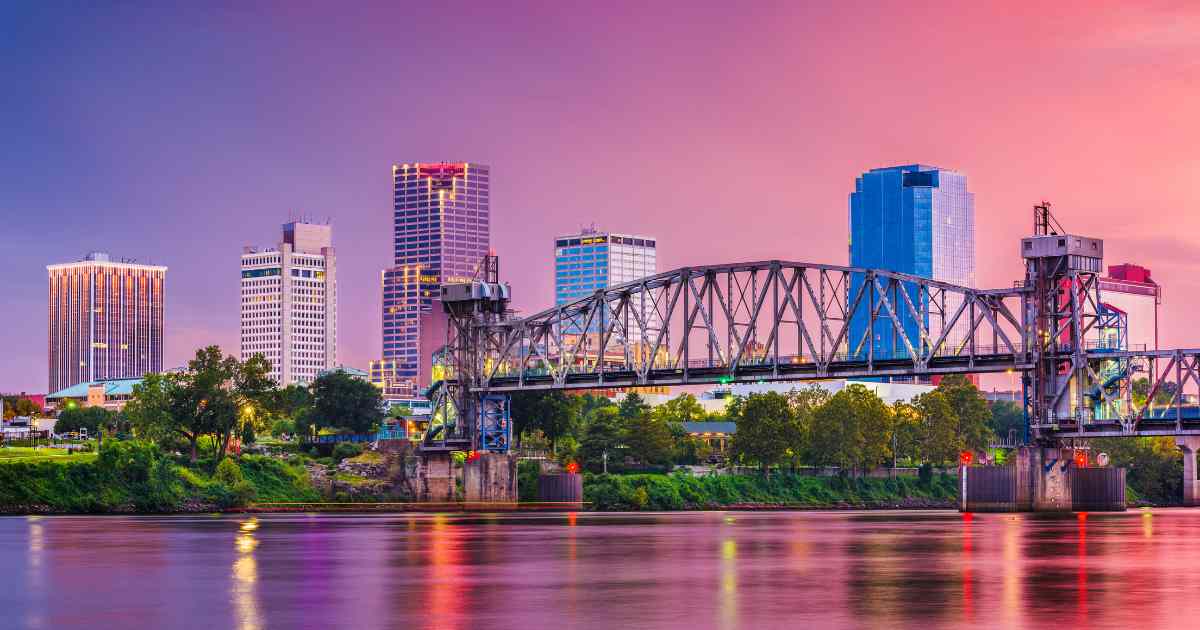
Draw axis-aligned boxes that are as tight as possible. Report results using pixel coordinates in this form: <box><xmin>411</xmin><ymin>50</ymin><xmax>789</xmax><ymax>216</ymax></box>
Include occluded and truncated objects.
<box><xmin>426</xmin><ymin>253</ymin><xmax>514</xmax><ymax>454</ymax></box>
<box><xmin>1022</xmin><ymin>202</ymin><xmax>1106</xmax><ymax>440</ymax></box>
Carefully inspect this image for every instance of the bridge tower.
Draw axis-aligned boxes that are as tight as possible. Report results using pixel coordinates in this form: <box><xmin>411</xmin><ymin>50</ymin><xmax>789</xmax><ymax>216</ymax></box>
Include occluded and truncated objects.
<box><xmin>1021</xmin><ymin>202</ymin><xmax>1105</xmax><ymax>441</ymax></box>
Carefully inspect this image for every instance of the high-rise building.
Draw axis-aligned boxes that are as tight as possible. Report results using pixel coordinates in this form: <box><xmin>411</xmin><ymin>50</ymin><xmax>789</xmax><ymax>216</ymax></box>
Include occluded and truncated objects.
<box><xmin>47</xmin><ymin>252</ymin><xmax>166</xmax><ymax>393</ymax></box>
<box><xmin>240</xmin><ymin>221</ymin><xmax>337</xmax><ymax>385</ymax></box>
<box><xmin>382</xmin><ymin>162</ymin><xmax>489</xmax><ymax>390</ymax></box>
<box><xmin>848</xmin><ymin>164</ymin><xmax>975</xmax><ymax>359</ymax></box>
<box><xmin>1099</xmin><ymin>263</ymin><xmax>1160</xmax><ymax>351</ymax></box>
<box><xmin>554</xmin><ymin>228</ymin><xmax>658</xmax><ymax>306</ymax></box>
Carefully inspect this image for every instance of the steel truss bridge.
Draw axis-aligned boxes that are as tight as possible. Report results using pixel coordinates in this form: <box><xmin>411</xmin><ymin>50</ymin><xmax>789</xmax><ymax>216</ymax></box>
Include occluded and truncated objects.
<box><xmin>427</xmin><ymin>222</ymin><xmax>1200</xmax><ymax>452</ymax></box>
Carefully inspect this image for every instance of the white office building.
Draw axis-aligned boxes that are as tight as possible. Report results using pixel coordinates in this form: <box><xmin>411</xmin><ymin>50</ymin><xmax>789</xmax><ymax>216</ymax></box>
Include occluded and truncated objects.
<box><xmin>240</xmin><ymin>221</ymin><xmax>337</xmax><ymax>385</ymax></box>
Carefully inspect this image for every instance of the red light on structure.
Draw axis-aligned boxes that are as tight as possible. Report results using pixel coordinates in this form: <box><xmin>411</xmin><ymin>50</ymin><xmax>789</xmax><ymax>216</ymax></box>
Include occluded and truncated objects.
<box><xmin>959</xmin><ymin>451</ymin><xmax>974</xmax><ymax>466</ymax></box>
<box><xmin>1074</xmin><ymin>451</ymin><xmax>1087</xmax><ymax>468</ymax></box>
<box><xmin>565</xmin><ymin>462</ymin><xmax>580</xmax><ymax>474</ymax></box>
<box><xmin>465</xmin><ymin>450</ymin><xmax>481</xmax><ymax>463</ymax></box>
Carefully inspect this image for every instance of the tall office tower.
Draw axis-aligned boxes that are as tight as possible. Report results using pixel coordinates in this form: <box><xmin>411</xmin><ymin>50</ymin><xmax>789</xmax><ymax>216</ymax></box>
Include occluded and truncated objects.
<box><xmin>240</xmin><ymin>221</ymin><xmax>337</xmax><ymax>385</ymax></box>
<box><xmin>382</xmin><ymin>162</ymin><xmax>489</xmax><ymax>391</ymax></box>
<box><xmin>47</xmin><ymin>252</ymin><xmax>167</xmax><ymax>393</ymax></box>
<box><xmin>554</xmin><ymin>228</ymin><xmax>658</xmax><ymax>305</ymax></box>
<box><xmin>848</xmin><ymin>164</ymin><xmax>975</xmax><ymax>359</ymax></box>
<box><xmin>554</xmin><ymin>228</ymin><xmax>658</xmax><ymax>339</ymax></box>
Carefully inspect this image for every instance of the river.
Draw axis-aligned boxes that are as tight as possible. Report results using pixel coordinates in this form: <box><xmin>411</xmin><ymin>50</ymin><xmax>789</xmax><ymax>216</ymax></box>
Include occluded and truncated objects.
<box><xmin>3</xmin><ymin>509</ymin><xmax>1199</xmax><ymax>629</ymax></box>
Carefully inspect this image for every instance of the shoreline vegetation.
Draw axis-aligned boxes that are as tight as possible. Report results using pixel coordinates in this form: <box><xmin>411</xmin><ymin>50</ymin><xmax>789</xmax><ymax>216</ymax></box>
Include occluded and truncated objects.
<box><xmin>3</xmin><ymin>345</ymin><xmax>1188</xmax><ymax>515</ymax></box>
<box><xmin>0</xmin><ymin>440</ymin><xmax>960</xmax><ymax>515</ymax></box>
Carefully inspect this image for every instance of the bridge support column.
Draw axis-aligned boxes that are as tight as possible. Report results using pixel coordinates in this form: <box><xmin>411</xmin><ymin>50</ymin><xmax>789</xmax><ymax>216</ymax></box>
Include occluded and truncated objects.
<box><xmin>1176</xmin><ymin>437</ymin><xmax>1200</xmax><ymax>506</ymax></box>
<box><xmin>419</xmin><ymin>452</ymin><xmax>456</xmax><ymax>503</ymax></box>
<box><xmin>963</xmin><ymin>447</ymin><xmax>1074</xmax><ymax>512</ymax></box>
<box><xmin>463</xmin><ymin>452</ymin><xmax>518</xmax><ymax>503</ymax></box>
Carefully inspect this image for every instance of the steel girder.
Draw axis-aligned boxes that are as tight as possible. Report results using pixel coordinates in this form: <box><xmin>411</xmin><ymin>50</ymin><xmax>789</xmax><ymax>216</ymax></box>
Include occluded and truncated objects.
<box><xmin>452</xmin><ymin>261</ymin><xmax>1029</xmax><ymax>393</ymax></box>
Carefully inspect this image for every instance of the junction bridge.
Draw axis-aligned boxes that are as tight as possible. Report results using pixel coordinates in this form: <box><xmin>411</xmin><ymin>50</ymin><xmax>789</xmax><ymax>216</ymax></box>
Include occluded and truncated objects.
<box><xmin>426</xmin><ymin>207</ymin><xmax>1200</xmax><ymax>456</ymax></box>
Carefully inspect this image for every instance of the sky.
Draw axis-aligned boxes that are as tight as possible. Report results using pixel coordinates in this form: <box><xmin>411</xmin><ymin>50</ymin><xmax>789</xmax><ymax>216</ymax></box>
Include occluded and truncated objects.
<box><xmin>2</xmin><ymin>1</ymin><xmax>1199</xmax><ymax>393</ymax></box>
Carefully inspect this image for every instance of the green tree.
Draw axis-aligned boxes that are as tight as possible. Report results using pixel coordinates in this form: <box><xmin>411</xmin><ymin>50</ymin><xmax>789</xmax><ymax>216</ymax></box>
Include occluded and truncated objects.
<box><xmin>618</xmin><ymin>392</ymin><xmax>651</xmax><ymax>422</ymax></box>
<box><xmin>891</xmin><ymin>401</ymin><xmax>924</xmax><ymax>466</ymax></box>
<box><xmin>623</xmin><ymin>410</ymin><xmax>674</xmax><ymax>466</ymax></box>
<box><xmin>989</xmin><ymin>400</ymin><xmax>1024</xmax><ymax>444</ymax></box>
<box><xmin>654</xmin><ymin>393</ymin><xmax>708</xmax><ymax>424</ymax></box>
<box><xmin>126</xmin><ymin>346</ymin><xmax>279</xmax><ymax>462</ymax></box>
<box><xmin>125</xmin><ymin>371</ymin><xmax>203</xmax><ymax>461</ymax></box>
<box><xmin>509</xmin><ymin>390</ymin><xmax>582</xmax><ymax>451</ymax></box>
<box><xmin>306</xmin><ymin>371</ymin><xmax>384</xmax><ymax>434</ymax></box>
<box><xmin>808</xmin><ymin>384</ymin><xmax>892</xmax><ymax>474</ymax></box>
<box><xmin>936</xmin><ymin>375</ymin><xmax>994</xmax><ymax>451</ymax></box>
<box><xmin>728</xmin><ymin>392</ymin><xmax>799</xmax><ymax>477</ymax></box>
<box><xmin>55</xmin><ymin>406</ymin><xmax>112</xmax><ymax>435</ymax></box>
<box><xmin>915</xmin><ymin>390</ymin><xmax>962</xmax><ymax>466</ymax></box>
<box><xmin>268</xmin><ymin>383</ymin><xmax>312</xmax><ymax>421</ymax></box>
<box><xmin>579</xmin><ymin>406</ymin><xmax>623</xmax><ymax>472</ymax></box>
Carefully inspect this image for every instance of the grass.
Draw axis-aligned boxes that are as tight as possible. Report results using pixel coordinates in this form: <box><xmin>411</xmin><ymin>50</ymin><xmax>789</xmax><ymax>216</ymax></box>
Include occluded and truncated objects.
<box><xmin>0</xmin><ymin>446</ymin><xmax>96</xmax><ymax>462</ymax></box>
<box><xmin>0</xmin><ymin>441</ymin><xmax>319</xmax><ymax>513</ymax></box>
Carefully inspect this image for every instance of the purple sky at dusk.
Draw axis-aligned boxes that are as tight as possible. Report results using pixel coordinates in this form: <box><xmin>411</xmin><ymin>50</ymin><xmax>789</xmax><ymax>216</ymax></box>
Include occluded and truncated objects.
<box><xmin>2</xmin><ymin>2</ymin><xmax>1199</xmax><ymax>393</ymax></box>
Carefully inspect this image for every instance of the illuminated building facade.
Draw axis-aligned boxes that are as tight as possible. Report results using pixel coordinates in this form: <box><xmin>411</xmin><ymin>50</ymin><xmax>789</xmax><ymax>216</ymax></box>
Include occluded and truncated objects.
<box><xmin>240</xmin><ymin>221</ymin><xmax>337</xmax><ymax>385</ymax></box>
<box><xmin>47</xmin><ymin>252</ymin><xmax>166</xmax><ymax>393</ymax></box>
<box><xmin>383</xmin><ymin>162</ymin><xmax>489</xmax><ymax>388</ymax></box>
<box><xmin>554</xmin><ymin>228</ymin><xmax>657</xmax><ymax>305</ymax></box>
<box><xmin>848</xmin><ymin>164</ymin><xmax>975</xmax><ymax>359</ymax></box>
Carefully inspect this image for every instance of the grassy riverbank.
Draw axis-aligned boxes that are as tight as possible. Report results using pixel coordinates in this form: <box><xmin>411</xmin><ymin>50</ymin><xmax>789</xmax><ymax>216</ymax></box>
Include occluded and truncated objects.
<box><xmin>0</xmin><ymin>441</ymin><xmax>317</xmax><ymax>514</ymax></box>
<box><xmin>0</xmin><ymin>441</ymin><xmax>961</xmax><ymax>514</ymax></box>
<box><xmin>582</xmin><ymin>471</ymin><xmax>960</xmax><ymax>511</ymax></box>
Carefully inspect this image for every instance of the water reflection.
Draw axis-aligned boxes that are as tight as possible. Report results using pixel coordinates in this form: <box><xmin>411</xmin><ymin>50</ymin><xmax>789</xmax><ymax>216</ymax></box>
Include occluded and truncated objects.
<box><xmin>233</xmin><ymin>517</ymin><xmax>261</xmax><ymax>630</ymax></box>
<box><xmin>8</xmin><ymin>510</ymin><xmax>1200</xmax><ymax>628</ymax></box>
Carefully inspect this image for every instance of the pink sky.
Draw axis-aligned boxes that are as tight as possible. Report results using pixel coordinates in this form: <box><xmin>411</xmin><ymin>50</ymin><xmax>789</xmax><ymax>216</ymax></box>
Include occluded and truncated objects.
<box><xmin>2</xmin><ymin>2</ymin><xmax>1198</xmax><ymax>392</ymax></box>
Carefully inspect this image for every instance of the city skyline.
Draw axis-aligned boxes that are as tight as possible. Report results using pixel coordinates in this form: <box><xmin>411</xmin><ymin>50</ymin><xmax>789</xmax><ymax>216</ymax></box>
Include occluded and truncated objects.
<box><xmin>4</xmin><ymin>3</ymin><xmax>1200</xmax><ymax>392</ymax></box>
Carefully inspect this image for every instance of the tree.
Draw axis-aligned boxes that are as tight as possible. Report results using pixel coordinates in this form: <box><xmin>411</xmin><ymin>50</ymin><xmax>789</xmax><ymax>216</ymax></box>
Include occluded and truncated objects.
<box><xmin>307</xmin><ymin>371</ymin><xmax>384</xmax><ymax>434</ymax></box>
<box><xmin>509</xmin><ymin>390</ymin><xmax>582</xmax><ymax>451</ymax></box>
<box><xmin>654</xmin><ymin>394</ymin><xmax>708</xmax><ymax>424</ymax></box>
<box><xmin>126</xmin><ymin>371</ymin><xmax>202</xmax><ymax>461</ymax></box>
<box><xmin>3</xmin><ymin>397</ymin><xmax>40</xmax><ymax>419</ymax></box>
<box><xmin>268</xmin><ymin>383</ymin><xmax>312</xmax><ymax>421</ymax></box>
<box><xmin>55</xmin><ymin>406</ymin><xmax>112</xmax><ymax>435</ymax></box>
<box><xmin>989</xmin><ymin>400</ymin><xmax>1024</xmax><ymax>444</ymax></box>
<box><xmin>915</xmin><ymin>390</ymin><xmax>962</xmax><ymax>466</ymax></box>
<box><xmin>623</xmin><ymin>409</ymin><xmax>674</xmax><ymax>466</ymax></box>
<box><xmin>618</xmin><ymin>393</ymin><xmax>651</xmax><ymax>422</ymax></box>
<box><xmin>728</xmin><ymin>392</ymin><xmax>799</xmax><ymax>476</ymax></box>
<box><xmin>579</xmin><ymin>407</ymin><xmax>623</xmax><ymax>472</ymax></box>
<box><xmin>936</xmin><ymin>375</ymin><xmax>994</xmax><ymax>451</ymax></box>
<box><xmin>891</xmin><ymin>401</ymin><xmax>924</xmax><ymax>466</ymax></box>
<box><xmin>808</xmin><ymin>384</ymin><xmax>892</xmax><ymax>474</ymax></box>
<box><xmin>126</xmin><ymin>346</ymin><xmax>279</xmax><ymax>463</ymax></box>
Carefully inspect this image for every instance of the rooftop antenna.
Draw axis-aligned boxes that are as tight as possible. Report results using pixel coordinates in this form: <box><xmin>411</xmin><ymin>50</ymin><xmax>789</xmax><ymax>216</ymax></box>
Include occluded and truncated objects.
<box><xmin>1033</xmin><ymin>201</ymin><xmax>1065</xmax><ymax>236</ymax></box>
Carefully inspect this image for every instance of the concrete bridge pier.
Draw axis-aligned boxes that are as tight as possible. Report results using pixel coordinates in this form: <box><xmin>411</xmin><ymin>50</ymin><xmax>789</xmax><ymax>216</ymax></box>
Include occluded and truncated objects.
<box><xmin>1015</xmin><ymin>446</ymin><xmax>1073</xmax><ymax>512</ymax></box>
<box><xmin>1176</xmin><ymin>437</ymin><xmax>1200</xmax><ymax>506</ymax></box>
<box><xmin>463</xmin><ymin>452</ymin><xmax>518</xmax><ymax>503</ymax></box>
<box><xmin>964</xmin><ymin>446</ymin><xmax>1124</xmax><ymax>512</ymax></box>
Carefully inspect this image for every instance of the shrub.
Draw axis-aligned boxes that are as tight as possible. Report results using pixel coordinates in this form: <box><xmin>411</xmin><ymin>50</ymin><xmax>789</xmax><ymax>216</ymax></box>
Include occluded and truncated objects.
<box><xmin>332</xmin><ymin>442</ymin><xmax>364</xmax><ymax>463</ymax></box>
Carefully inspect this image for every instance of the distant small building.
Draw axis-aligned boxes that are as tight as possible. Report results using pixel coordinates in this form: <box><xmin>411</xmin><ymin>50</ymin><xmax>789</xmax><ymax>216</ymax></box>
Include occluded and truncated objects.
<box><xmin>682</xmin><ymin>421</ymin><xmax>736</xmax><ymax>453</ymax></box>
<box><xmin>316</xmin><ymin>365</ymin><xmax>370</xmax><ymax>381</ymax></box>
<box><xmin>46</xmin><ymin>378</ymin><xmax>143</xmax><ymax>412</ymax></box>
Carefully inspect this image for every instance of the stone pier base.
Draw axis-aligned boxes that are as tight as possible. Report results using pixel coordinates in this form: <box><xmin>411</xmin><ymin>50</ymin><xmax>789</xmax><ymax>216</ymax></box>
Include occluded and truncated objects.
<box><xmin>419</xmin><ymin>452</ymin><xmax>455</xmax><ymax>502</ymax></box>
<box><xmin>1177</xmin><ymin>437</ymin><xmax>1200</xmax><ymax>506</ymax></box>
<box><xmin>463</xmin><ymin>453</ymin><xmax>518</xmax><ymax>503</ymax></box>
<box><xmin>961</xmin><ymin>446</ymin><xmax>1124</xmax><ymax>512</ymax></box>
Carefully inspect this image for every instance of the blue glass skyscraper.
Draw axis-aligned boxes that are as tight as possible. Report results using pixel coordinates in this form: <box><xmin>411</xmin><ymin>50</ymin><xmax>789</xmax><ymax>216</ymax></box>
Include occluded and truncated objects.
<box><xmin>848</xmin><ymin>164</ymin><xmax>975</xmax><ymax>359</ymax></box>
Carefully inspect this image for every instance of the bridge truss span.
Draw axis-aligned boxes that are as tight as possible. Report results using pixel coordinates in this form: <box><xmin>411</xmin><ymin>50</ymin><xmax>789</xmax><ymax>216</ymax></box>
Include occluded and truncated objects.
<box><xmin>455</xmin><ymin>260</ymin><xmax>1030</xmax><ymax>393</ymax></box>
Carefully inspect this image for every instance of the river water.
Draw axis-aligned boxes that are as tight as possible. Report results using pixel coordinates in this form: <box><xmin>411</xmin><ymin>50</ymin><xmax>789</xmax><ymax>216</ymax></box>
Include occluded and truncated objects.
<box><xmin>3</xmin><ymin>509</ymin><xmax>1200</xmax><ymax>629</ymax></box>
